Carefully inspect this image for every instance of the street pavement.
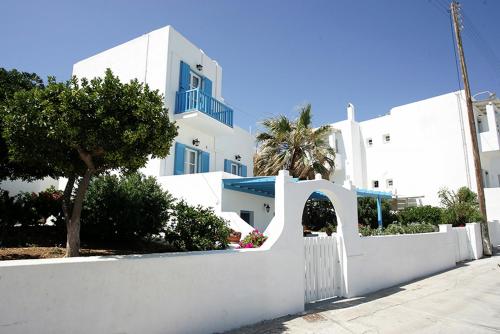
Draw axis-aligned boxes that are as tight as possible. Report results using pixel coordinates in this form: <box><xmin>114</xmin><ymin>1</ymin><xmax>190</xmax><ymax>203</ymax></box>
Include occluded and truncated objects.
<box><xmin>225</xmin><ymin>250</ymin><xmax>500</xmax><ymax>333</ymax></box>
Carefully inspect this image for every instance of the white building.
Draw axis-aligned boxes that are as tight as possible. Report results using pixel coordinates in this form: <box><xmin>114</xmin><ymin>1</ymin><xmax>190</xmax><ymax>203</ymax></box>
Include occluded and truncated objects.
<box><xmin>330</xmin><ymin>91</ymin><xmax>500</xmax><ymax>206</ymax></box>
<box><xmin>70</xmin><ymin>26</ymin><xmax>276</xmax><ymax>231</ymax></box>
<box><xmin>73</xmin><ymin>25</ymin><xmax>254</xmax><ymax>179</ymax></box>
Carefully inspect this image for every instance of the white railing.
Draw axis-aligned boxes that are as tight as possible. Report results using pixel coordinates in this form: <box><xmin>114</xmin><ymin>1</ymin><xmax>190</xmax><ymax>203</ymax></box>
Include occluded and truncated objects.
<box><xmin>304</xmin><ymin>236</ymin><xmax>340</xmax><ymax>303</ymax></box>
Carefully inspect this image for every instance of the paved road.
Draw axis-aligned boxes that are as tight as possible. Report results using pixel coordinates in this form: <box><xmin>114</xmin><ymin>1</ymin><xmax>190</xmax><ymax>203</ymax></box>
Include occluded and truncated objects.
<box><xmin>225</xmin><ymin>252</ymin><xmax>500</xmax><ymax>333</ymax></box>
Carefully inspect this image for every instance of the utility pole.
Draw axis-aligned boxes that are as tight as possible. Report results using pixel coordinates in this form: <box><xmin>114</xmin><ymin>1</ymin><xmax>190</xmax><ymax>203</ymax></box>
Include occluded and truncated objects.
<box><xmin>450</xmin><ymin>1</ymin><xmax>492</xmax><ymax>256</ymax></box>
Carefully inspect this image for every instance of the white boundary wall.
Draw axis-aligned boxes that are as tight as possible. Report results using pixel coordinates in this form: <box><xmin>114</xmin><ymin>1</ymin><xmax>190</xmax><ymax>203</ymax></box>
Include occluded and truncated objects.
<box><xmin>485</xmin><ymin>187</ymin><xmax>500</xmax><ymax>246</ymax></box>
<box><xmin>0</xmin><ymin>171</ymin><xmax>488</xmax><ymax>333</ymax></box>
<box><xmin>452</xmin><ymin>223</ymin><xmax>483</xmax><ymax>262</ymax></box>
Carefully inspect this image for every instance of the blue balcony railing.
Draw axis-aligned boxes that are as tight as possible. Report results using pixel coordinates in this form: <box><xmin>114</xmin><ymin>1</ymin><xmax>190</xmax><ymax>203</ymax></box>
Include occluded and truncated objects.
<box><xmin>175</xmin><ymin>89</ymin><xmax>234</xmax><ymax>128</ymax></box>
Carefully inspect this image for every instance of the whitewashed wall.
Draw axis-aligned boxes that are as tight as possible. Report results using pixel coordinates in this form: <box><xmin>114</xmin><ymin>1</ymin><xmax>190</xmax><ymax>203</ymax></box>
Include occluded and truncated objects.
<box><xmin>0</xmin><ymin>171</ymin><xmax>490</xmax><ymax>334</ymax></box>
<box><xmin>0</xmin><ymin>177</ymin><xmax>59</xmax><ymax>196</ymax></box>
<box><xmin>330</xmin><ymin>91</ymin><xmax>500</xmax><ymax>205</ymax></box>
<box><xmin>486</xmin><ymin>187</ymin><xmax>500</xmax><ymax>246</ymax></box>
<box><xmin>156</xmin><ymin>172</ymin><xmax>273</xmax><ymax>233</ymax></box>
<box><xmin>452</xmin><ymin>223</ymin><xmax>483</xmax><ymax>262</ymax></box>
<box><xmin>0</xmin><ymin>172</ymin><xmax>303</xmax><ymax>334</ymax></box>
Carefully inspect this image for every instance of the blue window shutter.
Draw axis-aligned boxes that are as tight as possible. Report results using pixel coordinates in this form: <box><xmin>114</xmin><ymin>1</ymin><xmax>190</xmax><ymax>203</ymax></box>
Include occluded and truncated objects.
<box><xmin>179</xmin><ymin>61</ymin><xmax>191</xmax><ymax>92</ymax></box>
<box><xmin>224</xmin><ymin>159</ymin><xmax>231</xmax><ymax>173</ymax></box>
<box><xmin>202</xmin><ymin>77</ymin><xmax>212</xmax><ymax>97</ymax></box>
<box><xmin>241</xmin><ymin>165</ymin><xmax>247</xmax><ymax>177</ymax></box>
<box><xmin>200</xmin><ymin>151</ymin><xmax>210</xmax><ymax>173</ymax></box>
<box><xmin>174</xmin><ymin>142</ymin><xmax>185</xmax><ymax>175</ymax></box>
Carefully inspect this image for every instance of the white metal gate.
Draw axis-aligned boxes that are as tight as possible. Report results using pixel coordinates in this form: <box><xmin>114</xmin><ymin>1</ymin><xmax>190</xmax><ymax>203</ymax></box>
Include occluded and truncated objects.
<box><xmin>304</xmin><ymin>236</ymin><xmax>340</xmax><ymax>303</ymax></box>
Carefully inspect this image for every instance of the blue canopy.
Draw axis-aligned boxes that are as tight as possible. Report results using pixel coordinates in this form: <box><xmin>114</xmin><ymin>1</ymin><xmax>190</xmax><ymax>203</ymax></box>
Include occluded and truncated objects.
<box><xmin>222</xmin><ymin>176</ymin><xmax>392</xmax><ymax>200</ymax></box>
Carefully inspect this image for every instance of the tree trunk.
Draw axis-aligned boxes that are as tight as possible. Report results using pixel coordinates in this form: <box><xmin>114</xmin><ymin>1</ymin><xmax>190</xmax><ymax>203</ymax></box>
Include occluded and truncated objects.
<box><xmin>65</xmin><ymin>170</ymin><xmax>93</xmax><ymax>257</ymax></box>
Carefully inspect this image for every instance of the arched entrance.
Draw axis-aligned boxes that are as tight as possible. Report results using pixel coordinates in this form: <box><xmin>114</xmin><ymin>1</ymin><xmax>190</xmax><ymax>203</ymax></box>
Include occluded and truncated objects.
<box><xmin>301</xmin><ymin>192</ymin><xmax>341</xmax><ymax>303</ymax></box>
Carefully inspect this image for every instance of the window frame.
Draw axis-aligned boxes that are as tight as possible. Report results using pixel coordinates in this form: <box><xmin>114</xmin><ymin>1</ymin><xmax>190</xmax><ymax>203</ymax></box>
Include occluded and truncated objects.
<box><xmin>184</xmin><ymin>148</ymin><xmax>199</xmax><ymax>174</ymax></box>
<box><xmin>240</xmin><ymin>210</ymin><xmax>254</xmax><ymax>227</ymax></box>
<box><xmin>189</xmin><ymin>72</ymin><xmax>201</xmax><ymax>90</ymax></box>
<box><xmin>231</xmin><ymin>163</ymin><xmax>239</xmax><ymax>175</ymax></box>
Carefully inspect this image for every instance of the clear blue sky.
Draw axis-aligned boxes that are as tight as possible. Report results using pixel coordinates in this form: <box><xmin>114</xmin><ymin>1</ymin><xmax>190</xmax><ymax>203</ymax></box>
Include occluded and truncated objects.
<box><xmin>1</xmin><ymin>0</ymin><xmax>499</xmax><ymax>131</ymax></box>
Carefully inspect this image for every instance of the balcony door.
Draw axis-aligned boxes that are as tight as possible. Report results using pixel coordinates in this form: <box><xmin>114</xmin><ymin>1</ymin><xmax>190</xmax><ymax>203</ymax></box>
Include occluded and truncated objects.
<box><xmin>190</xmin><ymin>72</ymin><xmax>201</xmax><ymax>90</ymax></box>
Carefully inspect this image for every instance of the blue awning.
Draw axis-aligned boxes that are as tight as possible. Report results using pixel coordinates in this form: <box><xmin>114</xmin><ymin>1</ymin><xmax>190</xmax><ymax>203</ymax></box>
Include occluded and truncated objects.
<box><xmin>222</xmin><ymin>177</ymin><xmax>392</xmax><ymax>200</ymax></box>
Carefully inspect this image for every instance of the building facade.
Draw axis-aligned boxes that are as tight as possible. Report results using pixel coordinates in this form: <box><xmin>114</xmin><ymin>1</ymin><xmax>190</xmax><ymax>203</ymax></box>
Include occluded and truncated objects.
<box><xmin>330</xmin><ymin>91</ymin><xmax>500</xmax><ymax>206</ymax></box>
<box><xmin>72</xmin><ymin>25</ymin><xmax>255</xmax><ymax>179</ymax></box>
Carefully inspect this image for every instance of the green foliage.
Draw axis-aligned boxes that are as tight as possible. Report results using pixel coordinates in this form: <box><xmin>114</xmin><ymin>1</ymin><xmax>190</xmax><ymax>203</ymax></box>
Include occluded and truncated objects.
<box><xmin>15</xmin><ymin>187</ymin><xmax>64</xmax><ymax>227</ymax></box>
<box><xmin>397</xmin><ymin>205</ymin><xmax>443</xmax><ymax>226</ymax></box>
<box><xmin>302</xmin><ymin>198</ymin><xmax>337</xmax><ymax>231</ymax></box>
<box><xmin>2</xmin><ymin>68</ymin><xmax>178</xmax><ymax>255</ymax></box>
<box><xmin>254</xmin><ymin>104</ymin><xmax>335</xmax><ymax>180</ymax></box>
<box><xmin>0</xmin><ymin>68</ymin><xmax>46</xmax><ymax>180</ymax></box>
<box><xmin>357</xmin><ymin>197</ymin><xmax>397</xmax><ymax>228</ymax></box>
<box><xmin>239</xmin><ymin>229</ymin><xmax>268</xmax><ymax>248</ymax></box>
<box><xmin>164</xmin><ymin>200</ymin><xmax>231</xmax><ymax>251</ymax></box>
<box><xmin>438</xmin><ymin>187</ymin><xmax>482</xmax><ymax>226</ymax></box>
<box><xmin>82</xmin><ymin>173</ymin><xmax>173</xmax><ymax>243</ymax></box>
<box><xmin>359</xmin><ymin>222</ymin><xmax>437</xmax><ymax>236</ymax></box>
<box><xmin>0</xmin><ymin>187</ymin><xmax>64</xmax><ymax>245</ymax></box>
<box><xmin>2</xmin><ymin>69</ymin><xmax>178</xmax><ymax>179</ymax></box>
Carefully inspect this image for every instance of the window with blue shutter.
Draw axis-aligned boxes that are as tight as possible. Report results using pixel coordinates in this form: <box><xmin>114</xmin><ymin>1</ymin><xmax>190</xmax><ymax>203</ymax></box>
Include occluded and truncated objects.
<box><xmin>200</xmin><ymin>151</ymin><xmax>210</xmax><ymax>173</ymax></box>
<box><xmin>174</xmin><ymin>142</ymin><xmax>186</xmax><ymax>175</ymax></box>
<box><xmin>202</xmin><ymin>77</ymin><xmax>212</xmax><ymax>97</ymax></box>
<box><xmin>224</xmin><ymin>159</ymin><xmax>231</xmax><ymax>173</ymax></box>
<box><xmin>179</xmin><ymin>61</ymin><xmax>191</xmax><ymax>92</ymax></box>
<box><xmin>224</xmin><ymin>159</ymin><xmax>247</xmax><ymax>176</ymax></box>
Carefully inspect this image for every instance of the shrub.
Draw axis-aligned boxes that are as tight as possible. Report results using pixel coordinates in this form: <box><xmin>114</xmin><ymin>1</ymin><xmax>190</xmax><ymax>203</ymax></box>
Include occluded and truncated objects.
<box><xmin>402</xmin><ymin>222</ymin><xmax>437</xmax><ymax>234</ymax></box>
<box><xmin>357</xmin><ymin>197</ymin><xmax>397</xmax><ymax>228</ymax></box>
<box><xmin>239</xmin><ymin>229</ymin><xmax>268</xmax><ymax>248</ymax></box>
<box><xmin>397</xmin><ymin>205</ymin><xmax>442</xmax><ymax>226</ymax></box>
<box><xmin>0</xmin><ymin>187</ymin><xmax>63</xmax><ymax>228</ymax></box>
<box><xmin>164</xmin><ymin>200</ymin><xmax>230</xmax><ymax>251</ymax></box>
<box><xmin>359</xmin><ymin>222</ymin><xmax>437</xmax><ymax>236</ymax></box>
<box><xmin>383</xmin><ymin>223</ymin><xmax>406</xmax><ymax>235</ymax></box>
<box><xmin>81</xmin><ymin>173</ymin><xmax>173</xmax><ymax>243</ymax></box>
<box><xmin>438</xmin><ymin>187</ymin><xmax>482</xmax><ymax>227</ymax></box>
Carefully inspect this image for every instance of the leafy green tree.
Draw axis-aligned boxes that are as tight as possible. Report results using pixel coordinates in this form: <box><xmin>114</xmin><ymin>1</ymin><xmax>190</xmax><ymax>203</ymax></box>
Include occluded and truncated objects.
<box><xmin>2</xmin><ymin>69</ymin><xmax>178</xmax><ymax>256</ymax></box>
<box><xmin>254</xmin><ymin>104</ymin><xmax>335</xmax><ymax>179</ymax></box>
<box><xmin>438</xmin><ymin>186</ymin><xmax>482</xmax><ymax>227</ymax></box>
<box><xmin>0</xmin><ymin>68</ymin><xmax>47</xmax><ymax>180</ymax></box>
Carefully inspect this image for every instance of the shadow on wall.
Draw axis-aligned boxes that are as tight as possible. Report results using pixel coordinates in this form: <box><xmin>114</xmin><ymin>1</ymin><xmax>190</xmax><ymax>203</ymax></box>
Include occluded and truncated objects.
<box><xmin>222</xmin><ymin>261</ymin><xmax>473</xmax><ymax>334</ymax></box>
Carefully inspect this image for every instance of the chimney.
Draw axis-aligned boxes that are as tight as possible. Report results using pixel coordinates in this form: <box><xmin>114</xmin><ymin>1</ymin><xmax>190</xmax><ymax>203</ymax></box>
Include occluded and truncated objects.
<box><xmin>347</xmin><ymin>103</ymin><xmax>355</xmax><ymax>121</ymax></box>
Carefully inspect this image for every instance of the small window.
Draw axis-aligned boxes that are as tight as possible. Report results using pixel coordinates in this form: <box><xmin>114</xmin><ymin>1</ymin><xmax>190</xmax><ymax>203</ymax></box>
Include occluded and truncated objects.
<box><xmin>383</xmin><ymin>134</ymin><xmax>391</xmax><ymax>143</ymax></box>
<box><xmin>184</xmin><ymin>148</ymin><xmax>198</xmax><ymax>174</ymax></box>
<box><xmin>231</xmin><ymin>163</ymin><xmax>239</xmax><ymax>175</ymax></box>
<box><xmin>367</xmin><ymin>138</ymin><xmax>373</xmax><ymax>146</ymax></box>
<box><xmin>372</xmin><ymin>180</ymin><xmax>379</xmax><ymax>188</ymax></box>
<box><xmin>240</xmin><ymin>210</ymin><xmax>254</xmax><ymax>227</ymax></box>
<box><xmin>387</xmin><ymin>179</ymin><xmax>393</xmax><ymax>187</ymax></box>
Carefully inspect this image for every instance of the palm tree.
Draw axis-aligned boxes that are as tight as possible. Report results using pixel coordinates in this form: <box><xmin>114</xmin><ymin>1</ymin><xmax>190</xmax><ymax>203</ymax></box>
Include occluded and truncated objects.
<box><xmin>254</xmin><ymin>104</ymin><xmax>335</xmax><ymax>180</ymax></box>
